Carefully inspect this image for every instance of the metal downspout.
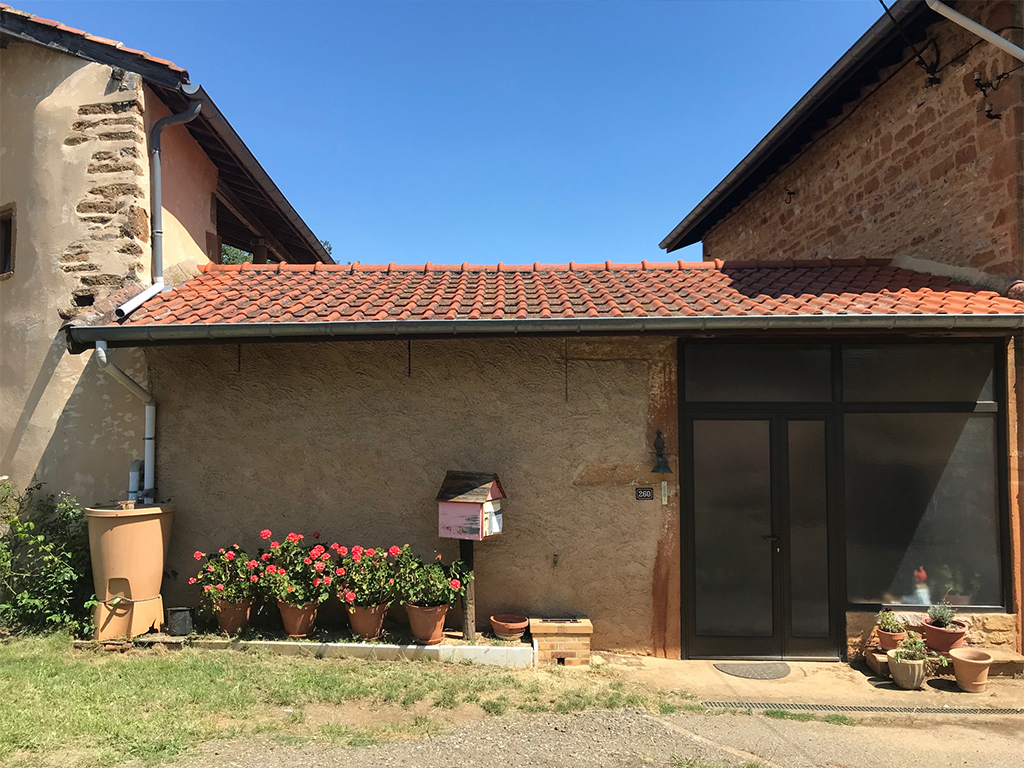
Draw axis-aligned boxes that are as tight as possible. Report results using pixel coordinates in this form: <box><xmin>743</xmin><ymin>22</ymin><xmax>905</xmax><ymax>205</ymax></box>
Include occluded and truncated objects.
<box><xmin>94</xmin><ymin>341</ymin><xmax>157</xmax><ymax>503</ymax></box>
<box><xmin>925</xmin><ymin>1</ymin><xmax>1024</xmax><ymax>63</ymax></box>
<box><xmin>116</xmin><ymin>85</ymin><xmax>203</xmax><ymax>320</ymax></box>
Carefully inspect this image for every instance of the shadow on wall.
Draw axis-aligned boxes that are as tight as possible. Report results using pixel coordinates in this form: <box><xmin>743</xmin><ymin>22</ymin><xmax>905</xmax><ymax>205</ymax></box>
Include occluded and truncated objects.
<box><xmin>2</xmin><ymin>332</ymin><xmax>145</xmax><ymax>507</ymax></box>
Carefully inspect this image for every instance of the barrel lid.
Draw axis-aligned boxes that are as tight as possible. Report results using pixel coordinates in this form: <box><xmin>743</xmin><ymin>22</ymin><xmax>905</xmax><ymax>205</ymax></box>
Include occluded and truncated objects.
<box><xmin>84</xmin><ymin>504</ymin><xmax>175</xmax><ymax>518</ymax></box>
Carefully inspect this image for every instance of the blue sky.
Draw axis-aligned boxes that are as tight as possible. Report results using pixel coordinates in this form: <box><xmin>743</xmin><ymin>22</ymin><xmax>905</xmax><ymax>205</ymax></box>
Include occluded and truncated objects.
<box><xmin>18</xmin><ymin>1</ymin><xmax>885</xmax><ymax>265</ymax></box>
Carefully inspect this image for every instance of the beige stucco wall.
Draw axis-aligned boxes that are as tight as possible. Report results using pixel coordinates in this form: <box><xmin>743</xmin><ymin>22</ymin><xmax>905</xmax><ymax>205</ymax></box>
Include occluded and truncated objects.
<box><xmin>0</xmin><ymin>43</ymin><xmax>218</xmax><ymax>506</ymax></box>
<box><xmin>141</xmin><ymin>84</ymin><xmax>218</xmax><ymax>275</ymax></box>
<box><xmin>150</xmin><ymin>336</ymin><xmax>680</xmax><ymax>653</ymax></box>
<box><xmin>0</xmin><ymin>42</ymin><xmax>146</xmax><ymax>505</ymax></box>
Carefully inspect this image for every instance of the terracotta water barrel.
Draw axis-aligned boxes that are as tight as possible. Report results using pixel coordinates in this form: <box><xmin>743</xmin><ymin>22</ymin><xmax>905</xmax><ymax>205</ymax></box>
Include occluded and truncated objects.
<box><xmin>84</xmin><ymin>504</ymin><xmax>174</xmax><ymax>641</ymax></box>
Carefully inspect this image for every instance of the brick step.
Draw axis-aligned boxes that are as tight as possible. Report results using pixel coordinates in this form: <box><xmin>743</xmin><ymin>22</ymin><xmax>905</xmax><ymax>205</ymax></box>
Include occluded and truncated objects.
<box><xmin>865</xmin><ymin>646</ymin><xmax>1023</xmax><ymax>678</ymax></box>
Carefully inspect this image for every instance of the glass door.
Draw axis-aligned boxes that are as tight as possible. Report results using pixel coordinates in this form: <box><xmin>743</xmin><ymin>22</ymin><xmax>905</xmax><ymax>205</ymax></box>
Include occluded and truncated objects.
<box><xmin>684</xmin><ymin>415</ymin><xmax>838</xmax><ymax>659</ymax></box>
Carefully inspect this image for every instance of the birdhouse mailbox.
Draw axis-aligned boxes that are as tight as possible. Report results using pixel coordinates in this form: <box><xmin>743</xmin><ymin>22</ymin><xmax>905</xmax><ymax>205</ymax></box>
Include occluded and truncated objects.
<box><xmin>437</xmin><ymin>471</ymin><xmax>505</xmax><ymax>541</ymax></box>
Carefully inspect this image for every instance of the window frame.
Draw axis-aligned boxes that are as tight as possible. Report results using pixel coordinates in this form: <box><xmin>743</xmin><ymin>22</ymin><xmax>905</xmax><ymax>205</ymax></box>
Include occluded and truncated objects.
<box><xmin>680</xmin><ymin>338</ymin><xmax>1012</xmax><ymax>613</ymax></box>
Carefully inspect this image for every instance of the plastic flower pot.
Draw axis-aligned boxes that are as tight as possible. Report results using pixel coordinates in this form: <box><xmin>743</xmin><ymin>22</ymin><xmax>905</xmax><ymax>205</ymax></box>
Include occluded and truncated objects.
<box><xmin>922</xmin><ymin>618</ymin><xmax>967</xmax><ymax>653</ymax></box>
<box><xmin>886</xmin><ymin>650</ymin><xmax>926</xmax><ymax>690</ymax></box>
<box><xmin>85</xmin><ymin>504</ymin><xmax>174</xmax><ymax>641</ymax></box>
<box><xmin>407</xmin><ymin>604</ymin><xmax>449</xmax><ymax>645</ymax></box>
<box><xmin>490</xmin><ymin>613</ymin><xmax>529</xmax><ymax>641</ymax></box>
<box><xmin>949</xmin><ymin>648</ymin><xmax>993</xmax><ymax>693</ymax></box>
<box><xmin>348</xmin><ymin>604</ymin><xmax>387</xmax><ymax>641</ymax></box>
<box><xmin>215</xmin><ymin>600</ymin><xmax>252</xmax><ymax>636</ymax></box>
<box><xmin>277</xmin><ymin>600</ymin><xmax>317</xmax><ymax>637</ymax></box>
<box><xmin>876</xmin><ymin>628</ymin><xmax>907</xmax><ymax>651</ymax></box>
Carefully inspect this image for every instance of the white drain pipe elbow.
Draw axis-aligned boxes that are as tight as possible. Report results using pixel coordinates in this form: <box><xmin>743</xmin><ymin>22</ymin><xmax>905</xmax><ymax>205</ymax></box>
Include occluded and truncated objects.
<box><xmin>926</xmin><ymin>1</ymin><xmax>1024</xmax><ymax>63</ymax></box>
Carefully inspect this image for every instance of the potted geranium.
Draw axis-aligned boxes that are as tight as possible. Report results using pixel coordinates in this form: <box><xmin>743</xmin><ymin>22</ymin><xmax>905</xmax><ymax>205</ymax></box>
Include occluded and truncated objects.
<box><xmin>887</xmin><ymin>631</ymin><xmax>947</xmax><ymax>690</ymax></box>
<box><xmin>190</xmin><ymin>543</ymin><xmax>260</xmax><ymax>635</ymax></box>
<box><xmin>923</xmin><ymin>601</ymin><xmax>967</xmax><ymax>653</ymax></box>
<box><xmin>257</xmin><ymin>529</ymin><xmax>334</xmax><ymax>637</ymax></box>
<box><xmin>335</xmin><ymin>544</ymin><xmax>401</xmax><ymax>640</ymax></box>
<box><xmin>875</xmin><ymin>609</ymin><xmax>907</xmax><ymax>651</ymax></box>
<box><xmin>394</xmin><ymin>548</ymin><xmax>470</xmax><ymax>645</ymax></box>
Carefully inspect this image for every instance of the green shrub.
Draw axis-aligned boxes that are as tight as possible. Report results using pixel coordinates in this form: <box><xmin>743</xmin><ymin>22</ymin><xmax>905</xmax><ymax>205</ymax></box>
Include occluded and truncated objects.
<box><xmin>0</xmin><ymin>478</ymin><xmax>95</xmax><ymax>636</ymax></box>
<box><xmin>875</xmin><ymin>610</ymin><xmax>905</xmax><ymax>634</ymax></box>
<box><xmin>893</xmin><ymin>631</ymin><xmax>948</xmax><ymax>669</ymax></box>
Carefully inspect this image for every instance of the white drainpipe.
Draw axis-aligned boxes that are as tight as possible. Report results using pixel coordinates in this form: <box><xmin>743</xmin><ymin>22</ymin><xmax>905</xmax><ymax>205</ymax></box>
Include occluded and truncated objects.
<box><xmin>926</xmin><ymin>1</ymin><xmax>1024</xmax><ymax>63</ymax></box>
<box><xmin>95</xmin><ymin>340</ymin><xmax>156</xmax><ymax>503</ymax></box>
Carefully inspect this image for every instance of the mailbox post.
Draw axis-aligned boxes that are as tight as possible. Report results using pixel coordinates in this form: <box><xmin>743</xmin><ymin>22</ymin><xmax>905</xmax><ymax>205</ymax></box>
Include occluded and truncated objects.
<box><xmin>436</xmin><ymin>471</ymin><xmax>506</xmax><ymax>642</ymax></box>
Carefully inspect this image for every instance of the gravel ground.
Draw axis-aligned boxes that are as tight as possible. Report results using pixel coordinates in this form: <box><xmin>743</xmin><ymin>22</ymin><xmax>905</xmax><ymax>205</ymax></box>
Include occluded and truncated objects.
<box><xmin>162</xmin><ymin>708</ymin><xmax>1024</xmax><ymax>768</ymax></box>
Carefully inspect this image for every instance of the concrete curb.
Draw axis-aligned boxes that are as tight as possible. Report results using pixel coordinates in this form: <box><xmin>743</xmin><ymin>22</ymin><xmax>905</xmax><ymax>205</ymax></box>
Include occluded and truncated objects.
<box><xmin>75</xmin><ymin>638</ymin><xmax>536</xmax><ymax>668</ymax></box>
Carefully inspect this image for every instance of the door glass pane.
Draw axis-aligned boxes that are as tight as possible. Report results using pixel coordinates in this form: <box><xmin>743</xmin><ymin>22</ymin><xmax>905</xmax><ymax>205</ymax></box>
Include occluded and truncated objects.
<box><xmin>844</xmin><ymin>413</ymin><xmax>1002</xmax><ymax>606</ymax></box>
<box><xmin>843</xmin><ymin>344</ymin><xmax>994</xmax><ymax>402</ymax></box>
<box><xmin>685</xmin><ymin>345</ymin><xmax>831</xmax><ymax>402</ymax></box>
<box><xmin>788</xmin><ymin>421</ymin><xmax>830</xmax><ymax>638</ymax></box>
<box><xmin>693</xmin><ymin>420</ymin><xmax>773</xmax><ymax>636</ymax></box>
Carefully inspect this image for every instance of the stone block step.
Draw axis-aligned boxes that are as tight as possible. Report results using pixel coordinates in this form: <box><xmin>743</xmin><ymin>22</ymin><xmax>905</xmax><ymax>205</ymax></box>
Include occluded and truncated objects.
<box><xmin>864</xmin><ymin>646</ymin><xmax>1023</xmax><ymax>678</ymax></box>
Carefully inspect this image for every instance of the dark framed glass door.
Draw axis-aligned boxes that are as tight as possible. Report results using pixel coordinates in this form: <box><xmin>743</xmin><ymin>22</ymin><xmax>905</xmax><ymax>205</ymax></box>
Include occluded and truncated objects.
<box><xmin>683</xmin><ymin>413</ymin><xmax>838</xmax><ymax>659</ymax></box>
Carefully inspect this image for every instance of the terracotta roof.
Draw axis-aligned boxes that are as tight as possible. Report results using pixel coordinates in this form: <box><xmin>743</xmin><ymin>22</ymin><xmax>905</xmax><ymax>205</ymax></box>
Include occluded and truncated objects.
<box><xmin>117</xmin><ymin>259</ymin><xmax>1024</xmax><ymax>327</ymax></box>
<box><xmin>0</xmin><ymin>4</ymin><xmax>189</xmax><ymax>80</ymax></box>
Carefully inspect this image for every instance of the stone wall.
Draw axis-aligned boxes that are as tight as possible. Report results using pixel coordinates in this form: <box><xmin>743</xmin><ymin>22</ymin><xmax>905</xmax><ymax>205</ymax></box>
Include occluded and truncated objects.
<box><xmin>149</xmin><ymin>336</ymin><xmax>680</xmax><ymax>654</ymax></box>
<box><xmin>703</xmin><ymin>0</ymin><xmax>1024</xmax><ymax>280</ymax></box>
<box><xmin>846</xmin><ymin>610</ymin><xmax>1018</xmax><ymax>661</ymax></box>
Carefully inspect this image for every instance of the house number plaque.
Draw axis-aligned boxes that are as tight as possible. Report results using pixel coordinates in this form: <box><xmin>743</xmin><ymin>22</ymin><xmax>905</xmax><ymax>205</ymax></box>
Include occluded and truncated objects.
<box><xmin>635</xmin><ymin>487</ymin><xmax>654</xmax><ymax>500</ymax></box>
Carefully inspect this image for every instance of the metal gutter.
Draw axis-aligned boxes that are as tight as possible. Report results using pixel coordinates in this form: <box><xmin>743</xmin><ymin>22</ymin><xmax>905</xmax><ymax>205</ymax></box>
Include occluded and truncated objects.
<box><xmin>659</xmin><ymin>0</ymin><xmax>927</xmax><ymax>252</ymax></box>
<box><xmin>66</xmin><ymin>313</ymin><xmax>1024</xmax><ymax>352</ymax></box>
<box><xmin>190</xmin><ymin>86</ymin><xmax>332</xmax><ymax>264</ymax></box>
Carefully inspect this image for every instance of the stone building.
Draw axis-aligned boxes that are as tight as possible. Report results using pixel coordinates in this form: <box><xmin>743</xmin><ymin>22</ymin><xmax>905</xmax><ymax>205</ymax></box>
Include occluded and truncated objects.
<box><xmin>5</xmin><ymin>2</ymin><xmax>1024</xmax><ymax>660</ymax></box>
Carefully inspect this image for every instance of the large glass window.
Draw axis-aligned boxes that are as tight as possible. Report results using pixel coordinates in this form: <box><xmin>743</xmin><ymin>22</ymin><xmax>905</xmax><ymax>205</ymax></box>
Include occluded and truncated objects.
<box><xmin>685</xmin><ymin>345</ymin><xmax>831</xmax><ymax>402</ymax></box>
<box><xmin>844</xmin><ymin>413</ymin><xmax>1002</xmax><ymax>606</ymax></box>
<box><xmin>843</xmin><ymin>344</ymin><xmax>994</xmax><ymax>402</ymax></box>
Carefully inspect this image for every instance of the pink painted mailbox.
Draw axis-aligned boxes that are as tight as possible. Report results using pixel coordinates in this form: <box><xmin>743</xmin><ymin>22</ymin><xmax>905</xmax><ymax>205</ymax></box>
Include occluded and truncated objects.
<box><xmin>437</xmin><ymin>471</ymin><xmax>505</xmax><ymax>541</ymax></box>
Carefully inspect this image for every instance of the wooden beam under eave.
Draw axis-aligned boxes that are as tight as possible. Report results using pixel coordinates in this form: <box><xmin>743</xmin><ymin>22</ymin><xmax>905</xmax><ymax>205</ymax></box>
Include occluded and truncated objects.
<box><xmin>215</xmin><ymin>182</ymin><xmax>296</xmax><ymax>263</ymax></box>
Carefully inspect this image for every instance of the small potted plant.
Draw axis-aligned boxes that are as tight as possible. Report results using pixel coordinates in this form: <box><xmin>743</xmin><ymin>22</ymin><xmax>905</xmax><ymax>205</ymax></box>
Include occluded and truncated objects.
<box><xmin>923</xmin><ymin>601</ymin><xmax>967</xmax><ymax>653</ymax></box>
<box><xmin>395</xmin><ymin>548</ymin><xmax>470</xmax><ymax>645</ymax></box>
<box><xmin>335</xmin><ymin>544</ymin><xmax>400</xmax><ymax>641</ymax></box>
<box><xmin>887</xmin><ymin>631</ymin><xmax>948</xmax><ymax>690</ymax></box>
<box><xmin>875</xmin><ymin>610</ymin><xmax>906</xmax><ymax>651</ymax></box>
<box><xmin>190</xmin><ymin>543</ymin><xmax>259</xmax><ymax>635</ymax></box>
<box><xmin>258</xmin><ymin>529</ymin><xmax>334</xmax><ymax>637</ymax></box>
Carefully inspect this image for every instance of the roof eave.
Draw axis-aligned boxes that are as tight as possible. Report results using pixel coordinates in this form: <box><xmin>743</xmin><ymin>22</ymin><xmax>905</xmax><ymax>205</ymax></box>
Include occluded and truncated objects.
<box><xmin>659</xmin><ymin>0</ymin><xmax>931</xmax><ymax>252</ymax></box>
<box><xmin>65</xmin><ymin>313</ymin><xmax>1024</xmax><ymax>354</ymax></box>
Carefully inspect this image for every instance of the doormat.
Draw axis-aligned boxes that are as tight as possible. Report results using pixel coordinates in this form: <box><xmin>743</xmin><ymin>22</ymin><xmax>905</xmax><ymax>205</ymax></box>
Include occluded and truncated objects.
<box><xmin>714</xmin><ymin>662</ymin><xmax>791</xmax><ymax>680</ymax></box>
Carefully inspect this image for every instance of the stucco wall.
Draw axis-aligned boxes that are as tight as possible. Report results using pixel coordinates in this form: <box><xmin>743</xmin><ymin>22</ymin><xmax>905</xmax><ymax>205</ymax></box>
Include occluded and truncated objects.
<box><xmin>703</xmin><ymin>0</ymin><xmax>1024</xmax><ymax>279</ymax></box>
<box><xmin>0</xmin><ymin>42</ymin><xmax>146</xmax><ymax>505</ymax></box>
<box><xmin>141</xmin><ymin>84</ymin><xmax>218</xmax><ymax>275</ymax></box>
<box><xmin>149</xmin><ymin>336</ymin><xmax>680</xmax><ymax>653</ymax></box>
<box><xmin>0</xmin><ymin>43</ymin><xmax>219</xmax><ymax>506</ymax></box>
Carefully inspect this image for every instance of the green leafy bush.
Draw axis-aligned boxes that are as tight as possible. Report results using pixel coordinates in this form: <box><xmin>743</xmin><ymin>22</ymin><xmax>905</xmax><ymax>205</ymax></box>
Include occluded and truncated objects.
<box><xmin>893</xmin><ymin>631</ymin><xmax>948</xmax><ymax>669</ymax></box>
<box><xmin>0</xmin><ymin>478</ymin><xmax>95</xmax><ymax>636</ymax></box>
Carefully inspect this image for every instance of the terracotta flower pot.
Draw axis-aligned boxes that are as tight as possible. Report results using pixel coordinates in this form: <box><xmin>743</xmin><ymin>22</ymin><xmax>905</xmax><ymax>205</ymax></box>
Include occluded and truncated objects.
<box><xmin>348</xmin><ymin>604</ymin><xmax>387</xmax><ymax>641</ymax></box>
<box><xmin>886</xmin><ymin>650</ymin><xmax>926</xmax><ymax>690</ymax></box>
<box><xmin>876</xmin><ymin>628</ymin><xmax>906</xmax><ymax>651</ymax></box>
<box><xmin>407</xmin><ymin>603</ymin><xmax>449</xmax><ymax>645</ymax></box>
<box><xmin>214</xmin><ymin>600</ymin><xmax>252</xmax><ymax>636</ymax></box>
<box><xmin>277</xmin><ymin>600</ymin><xmax>317</xmax><ymax>638</ymax></box>
<box><xmin>490</xmin><ymin>613</ymin><xmax>529</xmax><ymax>641</ymax></box>
<box><xmin>922</xmin><ymin>618</ymin><xmax>967</xmax><ymax>653</ymax></box>
<box><xmin>949</xmin><ymin>648</ymin><xmax>993</xmax><ymax>693</ymax></box>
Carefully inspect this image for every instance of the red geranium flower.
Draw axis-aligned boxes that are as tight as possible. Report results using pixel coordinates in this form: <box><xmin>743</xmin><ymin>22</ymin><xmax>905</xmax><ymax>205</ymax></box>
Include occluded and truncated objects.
<box><xmin>193</xmin><ymin>551</ymin><xmax>203</xmax><ymax>560</ymax></box>
<box><xmin>207</xmin><ymin>565</ymin><xmax>214</xmax><ymax>572</ymax></box>
<box><xmin>286</xmin><ymin>585</ymin><xmax>294</xmax><ymax>593</ymax></box>
<box><xmin>436</xmin><ymin>554</ymin><xmax>443</xmax><ymax>561</ymax></box>
<box><xmin>270</xmin><ymin>541</ymin><xmax>280</xmax><ymax>549</ymax></box>
<box><xmin>188</xmin><ymin>577</ymin><xmax>197</xmax><ymax>585</ymax></box>
<box><xmin>344</xmin><ymin>591</ymin><xmax>355</xmax><ymax>604</ymax></box>
<box><xmin>320</xmin><ymin>553</ymin><xmax>330</xmax><ymax>561</ymax></box>
<box><xmin>313</xmin><ymin>561</ymin><xmax>325</xmax><ymax>572</ymax></box>
<box><xmin>260</xmin><ymin>529</ymin><xmax>272</xmax><ymax>539</ymax></box>
<box><xmin>337</xmin><ymin>546</ymin><xmax>348</xmax><ymax>556</ymax></box>
<box><xmin>322</xmin><ymin>576</ymin><xmax>332</xmax><ymax>586</ymax></box>
<box><xmin>329</xmin><ymin>542</ymin><xmax>340</xmax><ymax>552</ymax></box>
<box><xmin>313</xmin><ymin>531</ymin><xmax>320</xmax><ymax>538</ymax></box>
<box><xmin>266</xmin><ymin>565</ymin><xmax>277</xmax><ymax>574</ymax></box>
<box><xmin>351</xmin><ymin>545</ymin><xmax>364</xmax><ymax>557</ymax></box>
<box><xmin>246</xmin><ymin>559</ymin><xmax>258</xmax><ymax>570</ymax></box>
<box><xmin>388</xmin><ymin>545</ymin><xmax>401</xmax><ymax>558</ymax></box>
<box><xmin>216</xmin><ymin>583</ymin><xmax>225</xmax><ymax>591</ymax></box>
<box><xmin>261</xmin><ymin>553</ymin><xmax>271</xmax><ymax>561</ymax></box>
<box><xmin>286</xmin><ymin>532</ymin><xmax>299</xmax><ymax>543</ymax></box>
<box><xmin>366</xmin><ymin>548</ymin><xmax>376</xmax><ymax>557</ymax></box>
<box><xmin>352</xmin><ymin>553</ymin><xmax>362</xmax><ymax>563</ymax></box>
<box><xmin>303</xmin><ymin>557</ymin><xmax>312</xmax><ymax>565</ymax></box>
<box><xmin>224</xmin><ymin>551</ymin><xmax>236</xmax><ymax>561</ymax></box>
<box><xmin>336</xmin><ymin>567</ymin><xmax>345</xmax><ymax>576</ymax></box>
<box><xmin>313</xmin><ymin>577</ymin><xmax>321</xmax><ymax>587</ymax></box>
<box><xmin>449</xmin><ymin>579</ymin><xmax>461</xmax><ymax>590</ymax></box>
<box><xmin>250</xmin><ymin>575</ymin><xmax>258</xmax><ymax>583</ymax></box>
<box><xmin>204</xmin><ymin>585</ymin><xmax>212</xmax><ymax>593</ymax></box>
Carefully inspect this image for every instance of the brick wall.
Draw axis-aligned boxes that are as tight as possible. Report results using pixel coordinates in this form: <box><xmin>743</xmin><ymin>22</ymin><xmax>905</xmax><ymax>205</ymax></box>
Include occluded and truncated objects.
<box><xmin>703</xmin><ymin>1</ymin><xmax>1024</xmax><ymax>280</ymax></box>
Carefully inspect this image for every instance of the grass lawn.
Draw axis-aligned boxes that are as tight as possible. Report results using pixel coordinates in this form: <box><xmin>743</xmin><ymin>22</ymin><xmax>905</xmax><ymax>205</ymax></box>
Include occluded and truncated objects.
<box><xmin>0</xmin><ymin>635</ymin><xmax>691</xmax><ymax>767</ymax></box>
